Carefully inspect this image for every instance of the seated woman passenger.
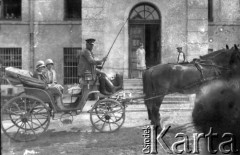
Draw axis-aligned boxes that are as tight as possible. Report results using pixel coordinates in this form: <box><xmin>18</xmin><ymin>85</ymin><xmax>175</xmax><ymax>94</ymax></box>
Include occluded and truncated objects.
<box><xmin>44</xmin><ymin>59</ymin><xmax>64</xmax><ymax>93</ymax></box>
<box><xmin>33</xmin><ymin>60</ymin><xmax>65</xmax><ymax>110</ymax></box>
<box><xmin>33</xmin><ymin>60</ymin><xmax>47</xmax><ymax>81</ymax></box>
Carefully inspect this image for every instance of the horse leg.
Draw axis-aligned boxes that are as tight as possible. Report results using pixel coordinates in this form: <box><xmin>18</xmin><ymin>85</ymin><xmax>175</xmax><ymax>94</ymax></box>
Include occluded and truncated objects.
<box><xmin>152</xmin><ymin>97</ymin><xmax>164</xmax><ymax>133</ymax></box>
<box><xmin>146</xmin><ymin>104</ymin><xmax>152</xmax><ymax>120</ymax></box>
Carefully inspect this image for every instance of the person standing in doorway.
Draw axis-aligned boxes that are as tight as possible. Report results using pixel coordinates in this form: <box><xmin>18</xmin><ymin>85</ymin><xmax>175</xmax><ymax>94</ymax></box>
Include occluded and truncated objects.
<box><xmin>176</xmin><ymin>47</ymin><xmax>186</xmax><ymax>63</ymax></box>
<box><xmin>136</xmin><ymin>43</ymin><xmax>146</xmax><ymax>78</ymax></box>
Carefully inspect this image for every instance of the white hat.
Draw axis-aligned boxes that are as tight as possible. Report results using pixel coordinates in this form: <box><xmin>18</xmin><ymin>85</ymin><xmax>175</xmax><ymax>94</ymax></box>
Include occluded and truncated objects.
<box><xmin>45</xmin><ymin>59</ymin><xmax>54</xmax><ymax>66</ymax></box>
<box><xmin>36</xmin><ymin>60</ymin><xmax>45</xmax><ymax>69</ymax></box>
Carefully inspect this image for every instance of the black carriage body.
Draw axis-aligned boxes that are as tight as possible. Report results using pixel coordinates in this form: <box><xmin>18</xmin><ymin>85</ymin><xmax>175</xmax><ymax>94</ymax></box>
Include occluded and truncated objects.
<box><xmin>2</xmin><ymin>67</ymin><xmax>126</xmax><ymax>142</ymax></box>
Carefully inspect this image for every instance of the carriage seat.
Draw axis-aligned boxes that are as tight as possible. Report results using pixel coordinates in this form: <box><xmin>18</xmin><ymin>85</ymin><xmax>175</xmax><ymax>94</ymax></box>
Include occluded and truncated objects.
<box><xmin>5</xmin><ymin>67</ymin><xmax>46</xmax><ymax>89</ymax></box>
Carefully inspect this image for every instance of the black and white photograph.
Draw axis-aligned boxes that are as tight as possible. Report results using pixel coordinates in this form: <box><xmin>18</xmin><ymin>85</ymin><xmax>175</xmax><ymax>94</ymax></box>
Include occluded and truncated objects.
<box><xmin>1</xmin><ymin>0</ymin><xmax>240</xmax><ymax>154</ymax></box>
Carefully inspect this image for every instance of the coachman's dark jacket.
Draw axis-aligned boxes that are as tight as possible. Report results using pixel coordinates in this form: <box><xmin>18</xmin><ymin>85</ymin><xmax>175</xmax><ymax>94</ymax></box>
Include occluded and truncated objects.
<box><xmin>77</xmin><ymin>48</ymin><xmax>102</xmax><ymax>79</ymax></box>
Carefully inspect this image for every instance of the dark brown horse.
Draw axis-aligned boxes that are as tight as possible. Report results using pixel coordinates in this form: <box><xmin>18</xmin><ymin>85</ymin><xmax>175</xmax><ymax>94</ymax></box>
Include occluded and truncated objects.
<box><xmin>192</xmin><ymin>46</ymin><xmax>240</xmax><ymax>154</ymax></box>
<box><xmin>192</xmin><ymin>78</ymin><xmax>240</xmax><ymax>155</ymax></box>
<box><xmin>143</xmin><ymin>46</ymin><xmax>239</xmax><ymax>131</ymax></box>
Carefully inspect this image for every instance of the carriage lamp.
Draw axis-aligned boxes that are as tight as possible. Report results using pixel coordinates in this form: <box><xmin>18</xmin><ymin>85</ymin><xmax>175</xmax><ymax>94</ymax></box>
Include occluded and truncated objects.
<box><xmin>84</xmin><ymin>70</ymin><xmax>92</xmax><ymax>89</ymax></box>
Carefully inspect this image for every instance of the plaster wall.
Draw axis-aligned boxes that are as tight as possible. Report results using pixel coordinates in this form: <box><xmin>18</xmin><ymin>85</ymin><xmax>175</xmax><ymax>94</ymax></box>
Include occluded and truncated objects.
<box><xmin>209</xmin><ymin>0</ymin><xmax>240</xmax><ymax>50</ymax></box>
<box><xmin>82</xmin><ymin>0</ymin><xmax>189</xmax><ymax>77</ymax></box>
<box><xmin>187</xmin><ymin>0</ymin><xmax>208</xmax><ymax>61</ymax></box>
<box><xmin>0</xmin><ymin>0</ymin><xmax>81</xmax><ymax>85</ymax></box>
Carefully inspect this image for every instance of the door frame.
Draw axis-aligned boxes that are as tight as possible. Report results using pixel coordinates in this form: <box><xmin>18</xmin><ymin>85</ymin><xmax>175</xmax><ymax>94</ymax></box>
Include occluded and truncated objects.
<box><xmin>128</xmin><ymin>3</ymin><xmax>161</xmax><ymax>78</ymax></box>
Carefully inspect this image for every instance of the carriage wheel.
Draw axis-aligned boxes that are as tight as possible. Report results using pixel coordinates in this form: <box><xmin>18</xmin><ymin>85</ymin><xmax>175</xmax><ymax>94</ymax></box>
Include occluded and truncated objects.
<box><xmin>90</xmin><ymin>99</ymin><xmax>125</xmax><ymax>133</ymax></box>
<box><xmin>1</xmin><ymin>95</ymin><xmax>50</xmax><ymax>142</ymax></box>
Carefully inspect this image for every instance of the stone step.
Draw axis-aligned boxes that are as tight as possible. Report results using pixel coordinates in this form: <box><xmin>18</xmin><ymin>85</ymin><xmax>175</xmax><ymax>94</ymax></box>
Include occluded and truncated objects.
<box><xmin>123</xmin><ymin>79</ymin><xmax>194</xmax><ymax>104</ymax></box>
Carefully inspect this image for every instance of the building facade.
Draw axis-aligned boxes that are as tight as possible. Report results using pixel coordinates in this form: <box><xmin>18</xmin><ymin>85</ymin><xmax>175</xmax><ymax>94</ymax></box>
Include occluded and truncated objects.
<box><xmin>82</xmin><ymin>0</ymin><xmax>240</xmax><ymax>78</ymax></box>
<box><xmin>0</xmin><ymin>0</ymin><xmax>239</xmax><ymax>93</ymax></box>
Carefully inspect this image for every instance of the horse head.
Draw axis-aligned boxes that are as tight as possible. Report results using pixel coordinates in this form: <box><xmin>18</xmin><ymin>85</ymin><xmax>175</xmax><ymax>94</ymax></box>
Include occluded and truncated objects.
<box><xmin>199</xmin><ymin>47</ymin><xmax>234</xmax><ymax>68</ymax></box>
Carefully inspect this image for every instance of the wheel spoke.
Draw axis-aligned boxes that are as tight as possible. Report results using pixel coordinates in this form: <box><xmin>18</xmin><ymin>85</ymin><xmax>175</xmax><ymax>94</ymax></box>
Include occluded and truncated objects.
<box><xmin>13</xmin><ymin>122</ymin><xmax>24</xmax><ymax>140</ymax></box>
<box><xmin>6</xmin><ymin>109</ymin><xmax>21</xmax><ymax>115</ymax></box>
<box><xmin>108</xmin><ymin>123</ymin><xmax>112</xmax><ymax>131</ymax></box>
<box><xmin>12</xmin><ymin>102</ymin><xmax>21</xmax><ymax>111</ymax></box>
<box><xmin>4</xmin><ymin>123</ymin><xmax>17</xmax><ymax>131</ymax></box>
<box><xmin>112</xmin><ymin>113</ymin><xmax>121</xmax><ymax>120</ymax></box>
<box><xmin>33</xmin><ymin>115</ymin><xmax>45</xmax><ymax>130</ymax></box>
<box><xmin>111</xmin><ymin>121</ymin><xmax>120</xmax><ymax>127</ymax></box>
<box><xmin>93</xmin><ymin>115</ymin><xmax>105</xmax><ymax>124</ymax></box>
<box><xmin>32</xmin><ymin>113</ymin><xmax>48</xmax><ymax>118</ymax></box>
<box><xmin>27</xmin><ymin>121</ymin><xmax>36</xmax><ymax>136</ymax></box>
<box><xmin>100</xmin><ymin>121</ymin><xmax>106</xmax><ymax>130</ymax></box>
<box><xmin>12</xmin><ymin>118</ymin><xmax>22</xmax><ymax>125</ymax></box>
<box><xmin>28</xmin><ymin>101</ymin><xmax>38</xmax><ymax>112</ymax></box>
<box><xmin>32</xmin><ymin>107</ymin><xmax>45</xmax><ymax>114</ymax></box>
<box><xmin>24</xmin><ymin>122</ymin><xmax>28</xmax><ymax>141</ymax></box>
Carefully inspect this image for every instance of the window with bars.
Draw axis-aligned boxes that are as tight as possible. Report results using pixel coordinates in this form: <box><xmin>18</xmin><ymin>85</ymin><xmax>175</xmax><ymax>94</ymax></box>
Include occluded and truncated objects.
<box><xmin>208</xmin><ymin>0</ymin><xmax>213</xmax><ymax>22</ymax></box>
<box><xmin>0</xmin><ymin>48</ymin><xmax>22</xmax><ymax>84</ymax></box>
<box><xmin>0</xmin><ymin>0</ymin><xmax>22</xmax><ymax>20</ymax></box>
<box><xmin>64</xmin><ymin>48</ymin><xmax>81</xmax><ymax>85</ymax></box>
<box><xmin>65</xmin><ymin>0</ymin><xmax>81</xmax><ymax>20</ymax></box>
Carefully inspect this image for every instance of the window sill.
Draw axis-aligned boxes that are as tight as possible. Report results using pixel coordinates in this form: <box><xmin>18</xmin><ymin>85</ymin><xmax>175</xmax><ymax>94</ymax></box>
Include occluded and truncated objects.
<box><xmin>0</xmin><ymin>19</ymin><xmax>27</xmax><ymax>25</ymax></box>
<box><xmin>0</xmin><ymin>20</ymin><xmax>82</xmax><ymax>25</ymax></box>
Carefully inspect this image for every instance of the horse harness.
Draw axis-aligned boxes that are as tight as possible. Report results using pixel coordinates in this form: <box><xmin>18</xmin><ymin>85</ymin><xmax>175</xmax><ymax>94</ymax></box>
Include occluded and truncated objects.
<box><xmin>141</xmin><ymin>60</ymin><xmax>232</xmax><ymax>102</ymax></box>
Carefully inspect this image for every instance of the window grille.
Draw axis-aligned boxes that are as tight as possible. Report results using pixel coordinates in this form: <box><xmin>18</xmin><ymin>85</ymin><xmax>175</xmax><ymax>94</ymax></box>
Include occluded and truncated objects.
<box><xmin>0</xmin><ymin>48</ymin><xmax>22</xmax><ymax>84</ymax></box>
<box><xmin>129</xmin><ymin>4</ymin><xmax>160</xmax><ymax>21</ymax></box>
<box><xmin>208</xmin><ymin>0</ymin><xmax>213</xmax><ymax>22</ymax></box>
<box><xmin>0</xmin><ymin>0</ymin><xmax>22</xmax><ymax>20</ymax></box>
<box><xmin>65</xmin><ymin>0</ymin><xmax>81</xmax><ymax>20</ymax></box>
<box><xmin>63</xmin><ymin>48</ymin><xmax>81</xmax><ymax>85</ymax></box>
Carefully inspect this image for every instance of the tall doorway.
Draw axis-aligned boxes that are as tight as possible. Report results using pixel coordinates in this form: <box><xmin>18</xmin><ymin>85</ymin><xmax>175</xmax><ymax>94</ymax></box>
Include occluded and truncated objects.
<box><xmin>129</xmin><ymin>3</ymin><xmax>161</xmax><ymax>78</ymax></box>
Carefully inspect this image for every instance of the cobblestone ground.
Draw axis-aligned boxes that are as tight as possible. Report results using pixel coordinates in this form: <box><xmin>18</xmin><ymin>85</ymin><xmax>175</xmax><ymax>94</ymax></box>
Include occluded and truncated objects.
<box><xmin>1</xmin><ymin>101</ymin><xmax>203</xmax><ymax>155</ymax></box>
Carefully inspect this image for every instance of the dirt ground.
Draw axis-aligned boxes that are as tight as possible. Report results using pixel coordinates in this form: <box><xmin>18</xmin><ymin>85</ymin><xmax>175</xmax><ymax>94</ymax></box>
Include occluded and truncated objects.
<box><xmin>1</xmin><ymin>102</ymin><xmax>197</xmax><ymax>155</ymax></box>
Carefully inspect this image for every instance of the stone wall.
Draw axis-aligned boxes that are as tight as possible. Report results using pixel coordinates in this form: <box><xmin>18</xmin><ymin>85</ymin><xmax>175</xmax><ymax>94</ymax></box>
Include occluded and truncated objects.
<box><xmin>187</xmin><ymin>0</ymin><xmax>208</xmax><ymax>61</ymax></box>
<box><xmin>0</xmin><ymin>0</ymin><xmax>81</xmax><ymax>85</ymax></box>
<box><xmin>209</xmin><ymin>0</ymin><xmax>240</xmax><ymax>50</ymax></box>
<box><xmin>82</xmin><ymin>0</ymin><xmax>190</xmax><ymax>78</ymax></box>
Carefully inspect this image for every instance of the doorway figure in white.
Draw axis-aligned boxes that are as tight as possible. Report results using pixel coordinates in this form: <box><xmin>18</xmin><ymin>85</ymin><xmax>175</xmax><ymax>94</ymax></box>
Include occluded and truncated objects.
<box><xmin>177</xmin><ymin>47</ymin><xmax>186</xmax><ymax>63</ymax></box>
<box><xmin>136</xmin><ymin>43</ymin><xmax>146</xmax><ymax>78</ymax></box>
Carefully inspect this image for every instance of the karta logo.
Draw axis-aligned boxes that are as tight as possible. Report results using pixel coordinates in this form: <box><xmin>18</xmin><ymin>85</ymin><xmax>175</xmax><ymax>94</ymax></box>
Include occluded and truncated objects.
<box><xmin>142</xmin><ymin>125</ymin><xmax>239</xmax><ymax>154</ymax></box>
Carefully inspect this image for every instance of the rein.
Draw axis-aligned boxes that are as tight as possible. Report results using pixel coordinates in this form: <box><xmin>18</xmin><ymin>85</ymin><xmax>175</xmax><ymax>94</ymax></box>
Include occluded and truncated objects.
<box><xmin>198</xmin><ymin>63</ymin><xmax>231</xmax><ymax>70</ymax></box>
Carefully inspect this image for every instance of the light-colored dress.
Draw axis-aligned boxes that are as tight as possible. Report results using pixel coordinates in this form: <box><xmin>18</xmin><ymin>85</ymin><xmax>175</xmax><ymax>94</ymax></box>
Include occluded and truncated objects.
<box><xmin>44</xmin><ymin>69</ymin><xmax>63</xmax><ymax>94</ymax></box>
<box><xmin>177</xmin><ymin>52</ymin><xmax>186</xmax><ymax>63</ymax></box>
<box><xmin>136</xmin><ymin>48</ymin><xmax>146</xmax><ymax>70</ymax></box>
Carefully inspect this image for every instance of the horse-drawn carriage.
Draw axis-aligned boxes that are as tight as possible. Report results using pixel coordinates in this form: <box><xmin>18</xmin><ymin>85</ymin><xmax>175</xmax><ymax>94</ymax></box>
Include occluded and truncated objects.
<box><xmin>1</xmin><ymin>67</ymin><xmax>126</xmax><ymax>142</ymax></box>
<box><xmin>1</xmin><ymin>45</ymin><xmax>240</xmax><ymax>142</ymax></box>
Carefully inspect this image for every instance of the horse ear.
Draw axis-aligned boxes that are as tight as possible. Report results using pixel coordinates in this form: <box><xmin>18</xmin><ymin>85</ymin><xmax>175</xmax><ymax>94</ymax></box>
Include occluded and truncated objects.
<box><xmin>226</xmin><ymin>44</ymin><xmax>229</xmax><ymax>49</ymax></box>
<box><xmin>234</xmin><ymin>44</ymin><xmax>238</xmax><ymax>50</ymax></box>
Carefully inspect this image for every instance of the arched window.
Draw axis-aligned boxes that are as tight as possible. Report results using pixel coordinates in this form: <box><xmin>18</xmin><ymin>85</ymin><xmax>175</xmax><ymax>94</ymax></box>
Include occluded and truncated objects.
<box><xmin>129</xmin><ymin>4</ymin><xmax>160</xmax><ymax>21</ymax></box>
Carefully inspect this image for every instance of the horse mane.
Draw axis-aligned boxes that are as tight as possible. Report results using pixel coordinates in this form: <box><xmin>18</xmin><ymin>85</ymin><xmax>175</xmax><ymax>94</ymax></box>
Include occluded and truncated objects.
<box><xmin>200</xmin><ymin>49</ymin><xmax>226</xmax><ymax>60</ymax></box>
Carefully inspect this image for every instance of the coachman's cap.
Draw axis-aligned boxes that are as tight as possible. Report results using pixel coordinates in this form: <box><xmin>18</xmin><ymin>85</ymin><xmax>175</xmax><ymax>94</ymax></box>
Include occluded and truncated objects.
<box><xmin>177</xmin><ymin>47</ymin><xmax>182</xmax><ymax>50</ymax></box>
<box><xmin>86</xmin><ymin>38</ymin><xmax>95</xmax><ymax>45</ymax></box>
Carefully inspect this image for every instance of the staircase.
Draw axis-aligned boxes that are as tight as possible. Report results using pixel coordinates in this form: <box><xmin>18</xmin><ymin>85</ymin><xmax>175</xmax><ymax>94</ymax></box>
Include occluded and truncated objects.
<box><xmin>123</xmin><ymin>79</ymin><xmax>194</xmax><ymax>106</ymax></box>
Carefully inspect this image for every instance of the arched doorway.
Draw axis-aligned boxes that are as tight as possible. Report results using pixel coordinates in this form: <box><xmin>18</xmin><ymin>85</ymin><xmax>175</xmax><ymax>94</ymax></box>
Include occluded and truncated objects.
<box><xmin>129</xmin><ymin>3</ymin><xmax>161</xmax><ymax>78</ymax></box>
